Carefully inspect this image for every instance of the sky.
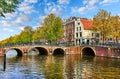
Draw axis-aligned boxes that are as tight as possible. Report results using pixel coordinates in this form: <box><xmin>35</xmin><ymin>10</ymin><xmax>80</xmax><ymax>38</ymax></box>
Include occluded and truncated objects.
<box><xmin>0</xmin><ymin>0</ymin><xmax>120</xmax><ymax>41</ymax></box>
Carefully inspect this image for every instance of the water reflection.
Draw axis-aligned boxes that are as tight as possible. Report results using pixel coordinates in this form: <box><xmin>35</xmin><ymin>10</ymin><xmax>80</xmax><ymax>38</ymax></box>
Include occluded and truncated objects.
<box><xmin>6</xmin><ymin>50</ymin><xmax>17</xmax><ymax>58</ymax></box>
<box><xmin>28</xmin><ymin>50</ymin><xmax>39</xmax><ymax>56</ymax></box>
<box><xmin>44</xmin><ymin>56</ymin><xmax>64</xmax><ymax>79</ymax></box>
<box><xmin>0</xmin><ymin>52</ymin><xmax>120</xmax><ymax>79</ymax></box>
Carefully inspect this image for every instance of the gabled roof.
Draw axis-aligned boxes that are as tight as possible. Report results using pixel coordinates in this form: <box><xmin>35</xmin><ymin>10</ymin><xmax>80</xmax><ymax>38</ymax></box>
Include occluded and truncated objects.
<box><xmin>80</xmin><ymin>19</ymin><xmax>93</xmax><ymax>30</ymax></box>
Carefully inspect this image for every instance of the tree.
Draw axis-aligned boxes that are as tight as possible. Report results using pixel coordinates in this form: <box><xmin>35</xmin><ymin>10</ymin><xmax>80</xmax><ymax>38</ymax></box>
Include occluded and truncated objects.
<box><xmin>20</xmin><ymin>26</ymin><xmax>33</xmax><ymax>43</ymax></box>
<box><xmin>109</xmin><ymin>16</ymin><xmax>120</xmax><ymax>42</ymax></box>
<box><xmin>52</xmin><ymin>17</ymin><xmax>64</xmax><ymax>41</ymax></box>
<box><xmin>10</xmin><ymin>34</ymin><xmax>22</xmax><ymax>44</ymax></box>
<box><xmin>0</xmin><ymin>26</ymin><xmax>33</xmax><ymax>46</ymax></box>
<box><xmin>43</xmin><ymin>14</ymin><xmax>55</xmax><ymax>42</ymax></box>
<box><xmin>0</xmin><ymin>0</ymin><xmax>20</xmax><ymax>17</ymax></box>
<box><xmin>43</xmin><ymin>14</ymin><xmax>64</xmax><ymax>42</ymax></box>
<box><xmin>32</xmin><ymin>26</ymin><xmax>46</xmax><ymax>42</ymax></box>
<box><xmin>92</xmin><ymin>9</ymin><xmax>111</xmax><ymax>43</ymax></box>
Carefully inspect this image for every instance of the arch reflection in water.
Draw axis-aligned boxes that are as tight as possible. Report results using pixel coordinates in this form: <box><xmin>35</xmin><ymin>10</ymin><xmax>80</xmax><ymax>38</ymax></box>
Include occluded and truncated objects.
<box><xmin>6</xmin><ymin>50</ymin><xmax>18</xmax><ymax>58</ymax></box>
<box><xmin>28</xmin><ymin>49</ymin><xmax>39</xmax><ymax>56</ymax></box>
<box><xmin>28</xmin><ymin>47</ymin><xmax>48</xmax><ymax>55</ymax></box>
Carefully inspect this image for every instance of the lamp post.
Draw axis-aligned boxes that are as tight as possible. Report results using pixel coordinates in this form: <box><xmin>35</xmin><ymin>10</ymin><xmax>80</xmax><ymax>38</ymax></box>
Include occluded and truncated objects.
<box><xmin>3</xmin><ymin>54</ymin><xmax>6</xmax><ymax>71</ymax></box>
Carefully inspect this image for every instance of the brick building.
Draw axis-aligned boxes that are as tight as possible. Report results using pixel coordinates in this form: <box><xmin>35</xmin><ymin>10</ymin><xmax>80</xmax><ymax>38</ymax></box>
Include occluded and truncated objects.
<box><xmin>63</xmin><ymin>17</ymin><xmax>100</xmax><ymax>46</ymax></box>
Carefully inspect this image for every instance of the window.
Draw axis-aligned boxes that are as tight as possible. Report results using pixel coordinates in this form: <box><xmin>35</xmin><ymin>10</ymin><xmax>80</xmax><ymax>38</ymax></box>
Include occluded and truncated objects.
<box><xmin>80</xmin><ymin>32</ymin><xmax>82</xmax><ymax>37</ymax></box>
<box><xmin>96</xmin><ymin>33</ymin><xmax>99</xmax><ymax>37</ymax></box>
<box><xmin>79</xmin><ymin>27</ymin><xmax>81</xmax><ymax>31</ymax></box>
<box><xmin>77</xmin><ymin>27</ymin><xmax>78</xmax><ymax>31</ymax></box>
<box><xmin>78</xmin><ymin>23</ymin><xmax>80</xmax><ymax>25</ymax></box>
<box><xmin>76</xmin><ymin>33</ymin><xmax>78</xmax><ymax>37</ymax></box>
<box><xmin>92</xmin><ymin>33</ymin><xmax>94</xmax><ymax>37</ymax></box>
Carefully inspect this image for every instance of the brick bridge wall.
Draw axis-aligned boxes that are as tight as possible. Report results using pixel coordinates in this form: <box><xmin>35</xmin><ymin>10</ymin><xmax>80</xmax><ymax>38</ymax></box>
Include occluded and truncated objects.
<box><xmin>0</xmin><ymin>45</ymin><xmax>120</xmax><ymax>58</ymax></box>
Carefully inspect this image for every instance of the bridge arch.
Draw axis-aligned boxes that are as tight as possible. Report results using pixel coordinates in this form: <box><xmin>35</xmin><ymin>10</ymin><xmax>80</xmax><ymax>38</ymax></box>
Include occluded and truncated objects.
<box><xmin>28</xmin><ymin>47</ymin><xmax>48</xmax><ymax>55</ymax></box>
<box><xmin>53</xmin><ymin>48</ymin><xmax>65</xmax><ymax>55</ymax></box>
<box><xmin>81</xmin><ymin>46</ymin><xmax>96</xmax><ymax>56</ymax></box>
<box><xmin>5</xmin><ymin>48</ymin><xmax>23</xmax><ymax>56</ymax></box>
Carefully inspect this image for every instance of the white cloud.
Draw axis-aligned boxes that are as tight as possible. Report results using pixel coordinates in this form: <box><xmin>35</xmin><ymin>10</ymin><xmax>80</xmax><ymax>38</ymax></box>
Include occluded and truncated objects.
<box><xmin>11</xmin><ymin>14</ymin><xmax>31</xmax><ymax>30</ymax></box>
<box><xmin>15</xmin><ymin>14</ymin><xmax>31</xmax><ymax>24</ymax></box>
<box><xmin>78</xmin><ymin>7</ymin><xmax>88</xmax><ymax>13</ymax></box>
<box><xmin>24</xmin><ymin>0</ymin><xmax>38</xmax><ymax>3</ymax></box>
<box><xmin>83</xmin><ymin>0</ymin><xmax>98</xmax><ymax>6</ymax></box>
<box><xmin>0</xmin><ymin>20</ymin><xmax>11</xmax><ymax>27</ymax></box>
<box><xmin>88</xmin><ymin>0</ymin><xmax>98</xmax><ymax>6</ymax></box>
<box><xmin>118</xmin><ymin>13</ymin><xmax>120</xmax><ymax>17</ymax></box>
<box><xmin>44</xmin><ymin>3</ymin><xmax>63</xmax><ymax>16</ymax></box>
<box><xmin>0</xmin><ymin>14</ymin><xmax>31</xmax><ymax>31</ymax></box>
<box><xmin>17</xmin><ymin>26</ymin><xmax>25</xmax><ymax>30</ymax></box>
<box><xmin>72</xmin><ymin>6</ymin><xmax>95</xmax><ymax>14</ymax></box>
<box><xmin>100</xmin><ymin>0</ymin><xmax>119</xmax><ymax>5</ymax></box>
<box><xmin>58</xmin><ymin>0</ymin><xmax>70</xmax><ymax>4</ymax></box>
<box><xmin>18</xmin><ymin>2</ymin><xmax>34</xmax><ymax>14</ymax></box>
<box><xmin>3</xmin><ymin>28</ymin><xmax>14</xmax><ymax>32</ymax></box>
<box><xmin>39</xmin><ymin>15</ymin><xmax>46</xmax><ymax>24</ymax></box>
<box><xmin>72</xmin><ymin>0</ymin><xmax>98</xmax><ymax>14</ymax></box>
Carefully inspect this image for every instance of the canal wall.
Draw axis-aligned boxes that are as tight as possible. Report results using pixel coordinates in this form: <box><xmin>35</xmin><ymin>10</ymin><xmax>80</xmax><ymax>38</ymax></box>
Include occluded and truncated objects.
<box><xmin>91</xmin><ymin>46</ymin><xmax>120</xmax><ymax>58</ymax></box>
<box><xmin>67</xmin><ymin>46</ymin><xmax>120</xmax><ymax>58</ymax></box>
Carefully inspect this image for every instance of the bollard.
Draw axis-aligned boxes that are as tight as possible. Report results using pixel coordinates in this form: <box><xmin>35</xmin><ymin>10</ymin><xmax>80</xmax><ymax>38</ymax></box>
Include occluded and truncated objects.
<box><xmin>3</xmin><ymin>54</ymin><xmax>6</xmax><ymax>71</ymax></box>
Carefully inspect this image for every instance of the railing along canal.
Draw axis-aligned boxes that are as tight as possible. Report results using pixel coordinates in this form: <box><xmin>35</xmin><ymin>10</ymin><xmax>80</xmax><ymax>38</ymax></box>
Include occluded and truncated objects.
<box><xmin>0</xmin><ymin>42</ymin><xmax>120</xmax><ymax>48</ymax></box>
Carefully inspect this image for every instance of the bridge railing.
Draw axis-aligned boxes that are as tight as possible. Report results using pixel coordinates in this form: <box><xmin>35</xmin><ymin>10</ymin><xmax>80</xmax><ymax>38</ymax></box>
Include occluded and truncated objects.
<box><xmin>74</xmin><ymin>42</ymin><xmax>120</xmax><ymax>48</ymax></box>
<box><xmin>0</xmin><ymin>41</ymin><xmax>120</xmax><ymax>48</ymax></box>
<box><xmin>89</xmin><ymin>42</ymin><xmax>120</xmax><ymax>48</ymax></box>
<box><xmin>0</xmin><ymin>41</ymin><xmax>67</xmax><ymax>48</ymax></box>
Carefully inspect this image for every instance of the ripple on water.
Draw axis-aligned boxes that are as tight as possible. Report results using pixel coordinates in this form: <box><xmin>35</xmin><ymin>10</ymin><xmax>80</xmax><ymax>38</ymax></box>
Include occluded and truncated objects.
<box><xmin>0</xmin><ymin>55</ymin><xmax>120</xmax><ymax>79</ymax></box>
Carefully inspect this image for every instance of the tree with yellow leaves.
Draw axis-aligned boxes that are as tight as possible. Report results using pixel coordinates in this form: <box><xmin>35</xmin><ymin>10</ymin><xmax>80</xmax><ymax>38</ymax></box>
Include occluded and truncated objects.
<box><xmin>109</xmin><ymin>16</ymin><xmax>120</xmax><ymax>42</ymax></box>
<box><xmin>92</xmin><ymin>9</ymin><xmax>111</xmax><ymax>43</ymax></box>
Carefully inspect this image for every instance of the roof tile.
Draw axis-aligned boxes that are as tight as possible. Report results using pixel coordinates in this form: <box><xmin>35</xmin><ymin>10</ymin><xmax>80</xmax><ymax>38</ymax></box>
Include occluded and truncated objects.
<box><xmin>80</xmin><ymin>19</ymin><xmax>93</xmax><ymax>30</ymax></box>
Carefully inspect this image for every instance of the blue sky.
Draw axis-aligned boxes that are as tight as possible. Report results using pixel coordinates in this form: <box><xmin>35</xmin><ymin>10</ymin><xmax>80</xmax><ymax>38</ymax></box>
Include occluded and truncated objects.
<box><xmin>0</xmin><ymin>0</ymin><xmax>120</xmax><ymax>41</ymax></box>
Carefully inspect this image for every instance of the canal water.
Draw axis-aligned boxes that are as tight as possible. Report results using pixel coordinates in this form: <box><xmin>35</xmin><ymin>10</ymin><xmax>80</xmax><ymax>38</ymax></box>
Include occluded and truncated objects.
<box><xmin>0</xmin><ymin>50</ymin><xmax>120</xmax><ymax>79</ymax></box>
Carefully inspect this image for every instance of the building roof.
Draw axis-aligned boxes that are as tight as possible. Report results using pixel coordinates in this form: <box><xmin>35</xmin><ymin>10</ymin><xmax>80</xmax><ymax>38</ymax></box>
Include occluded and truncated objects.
<box><xmin>80</xmin><ymin>19</ymin><xmax>93</xmax><ymax>30</ymax></box>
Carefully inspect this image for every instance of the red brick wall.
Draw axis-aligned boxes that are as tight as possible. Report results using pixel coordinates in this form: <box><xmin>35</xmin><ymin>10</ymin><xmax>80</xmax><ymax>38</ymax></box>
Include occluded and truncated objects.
<box><xmin>94</xmin><ymin>46</ymin><xmax>108</xmax><ymax>57</ymax></box>
<box><xmin>65</xmin><ymin>46</ymin><xmax>81</xmax><ymax>54</ymax></box>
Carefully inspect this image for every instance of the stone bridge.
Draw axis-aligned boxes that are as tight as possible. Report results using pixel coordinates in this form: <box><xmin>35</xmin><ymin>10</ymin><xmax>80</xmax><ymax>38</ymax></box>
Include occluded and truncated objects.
<box><xmin>0</xmin><ymin>45</ymin><xmax>67</xmax><ymax>56</ymax></box>
<box><xmin>0</xmin><ymin>45</ymin><xmax>120</xmax><ymax>58</ymax></box>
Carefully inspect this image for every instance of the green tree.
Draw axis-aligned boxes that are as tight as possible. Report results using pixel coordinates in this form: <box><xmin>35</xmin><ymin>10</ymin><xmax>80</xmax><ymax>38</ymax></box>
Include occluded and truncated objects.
<box><xmin>0</xmin><ymin>0</ymin><xmax>20</xmax><ymax>17</ymax></box>
<box><xmin>92</xmin><ymin>9</ymin><xmax>111</xmax><ymax>43</ymax></box>
<box><xmin>52</xmin><ymin>17</ymin><xmax>64</xmax><ymax>41</ymax></box>
<box><xmin>0</xmin><ymin>26</ymin><xmax>33</xmax><ymax>45</ymax></box>
<box><xmin>32</xmin><ymin>26</ymin><xmax>46</xmax><ymax>42</ymax></box>
<box><xmin>10</xmin><ymin>34</ymin><xmax>22</xmax><ymax>44</ymax></box>
<box><xmin>20</xmin><ymin>26</ymin><xmax>33</xmax><ymax>43</ymax></box>
<box><xmin>43</xmin><ymin>14</ymin><xmax>64</xmax><ymax>42</ymax></box>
